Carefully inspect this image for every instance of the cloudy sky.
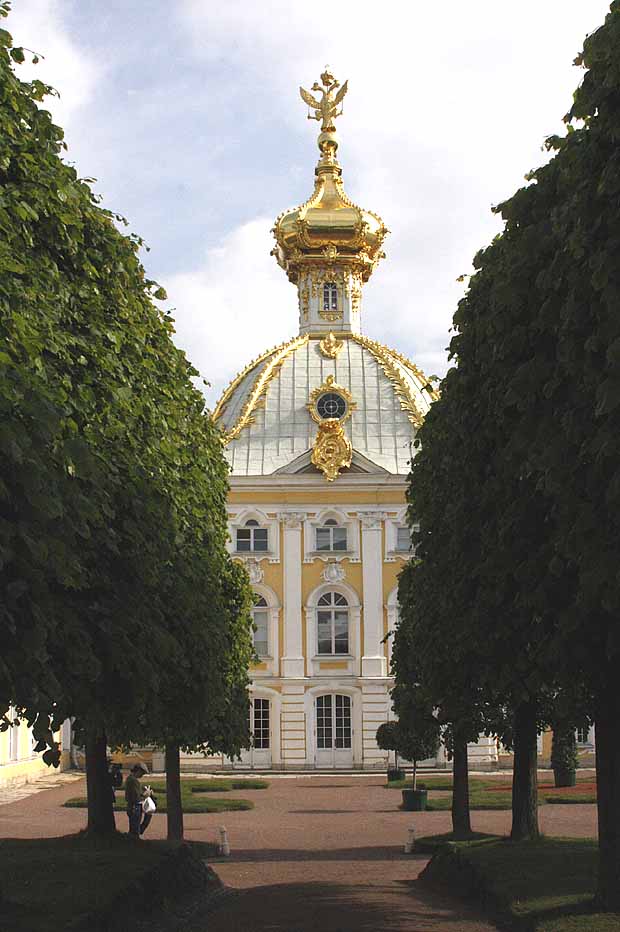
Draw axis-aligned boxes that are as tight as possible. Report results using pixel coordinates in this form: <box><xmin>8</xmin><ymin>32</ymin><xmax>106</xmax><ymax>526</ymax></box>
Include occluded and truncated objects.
<box><xmin>6</xmin><ymin>0</ymin><xmax>612</xmax><ymax>405</ymax></box>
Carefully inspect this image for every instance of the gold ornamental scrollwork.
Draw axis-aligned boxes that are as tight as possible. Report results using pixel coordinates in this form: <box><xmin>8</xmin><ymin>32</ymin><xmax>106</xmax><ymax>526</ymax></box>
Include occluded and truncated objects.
<box><xmin>307</xmin><ymin>374</ymin><xmax>356</xmax><ymax>481</ymax></box>
<box><xmin>319</xmin><ymin>332</ymin><xmax>344</xmax><ymax>359</ymax></box>
<box><xmin>311</xmin><ymin>419</ymin><xmax>352</xmax><ymax>482</ymax></box>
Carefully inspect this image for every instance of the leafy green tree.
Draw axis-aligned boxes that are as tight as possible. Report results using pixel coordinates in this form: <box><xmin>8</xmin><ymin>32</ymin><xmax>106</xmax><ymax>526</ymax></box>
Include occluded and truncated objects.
<box><xmin>0</xmin><ymin>3</ymin><xmax>252</xmax><ymax>837</ymax></box>
<box><xmin>388</xmin><ymin>684</ymin><xmax>440</xmax><ymax>791</ymax></box>
<box><xmin>148</xmin><ymin>559</ymin><xmax>254</xmax><ymax>842</ymax></box>
<box><xmin>396</xmin><ymin>0</ymin><xmax>620</xmax><ymax>898</ymax></box>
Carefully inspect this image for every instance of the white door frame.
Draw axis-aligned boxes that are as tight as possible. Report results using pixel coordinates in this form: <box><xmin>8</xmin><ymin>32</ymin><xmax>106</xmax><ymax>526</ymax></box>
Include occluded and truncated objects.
<box><xmin>305</xmin><ymin>684</ymin><xmax>362</xmax><ymax>768</ymax></box>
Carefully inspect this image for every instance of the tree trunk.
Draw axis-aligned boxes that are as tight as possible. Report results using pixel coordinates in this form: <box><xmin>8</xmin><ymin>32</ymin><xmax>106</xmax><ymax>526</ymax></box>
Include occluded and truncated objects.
<box><xmin>165</xmin><ymin>741</ymin><xmax>184</xmax><ymax>843</ymax></box>
<box><xmin>412</xmin><ymin>759</ymin><xmax>417</xmax><ymax>791</ymax></box>
<box><xmin>452</xmin><ymin>736</ymin><xmax>472</xmax><ymax>839</ymax></box>
<box><xmin>85</xmin><ymin>730</ymin><xmax>115</xmax><ymax>835</ymax></box>
<box><xmin>510</xmin><ymin>700</ymin><xmax>539</xmax><ymax>841</ymax></box>
<box><xmin>595</xmin><ymin>667</ymin><xmax>620</xmax><ymax>910</ymax></box>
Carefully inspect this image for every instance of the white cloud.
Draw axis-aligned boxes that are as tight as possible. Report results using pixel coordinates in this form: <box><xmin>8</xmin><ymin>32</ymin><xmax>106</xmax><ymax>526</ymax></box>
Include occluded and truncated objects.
<box><xmin>6</xmin><ymin>0</ymin><xmax>99</xmax><ymax>130</ymax></box>
<box><xmin>163</xmin><ymin>218</ymin><xmax>296</xmax><ymax>407</ymax></box>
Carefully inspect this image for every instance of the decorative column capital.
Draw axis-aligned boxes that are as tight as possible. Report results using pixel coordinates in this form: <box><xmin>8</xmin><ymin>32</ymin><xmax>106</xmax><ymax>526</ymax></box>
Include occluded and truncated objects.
<box><xmin>358</xmin><ymin>511</ymin><xmax>387</xmax><ymax>530</ymax></box>
<box><xmin>278</xmin><ymin>512</ymin><xmax>307</xmax><ymax>529</ymax></box>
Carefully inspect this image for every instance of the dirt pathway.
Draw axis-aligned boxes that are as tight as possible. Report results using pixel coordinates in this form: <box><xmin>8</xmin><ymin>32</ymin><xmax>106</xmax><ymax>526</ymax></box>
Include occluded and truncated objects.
<box><xmin>0</xmin><ymin>773</ymin><xmax>598</xmax><ymax>931</ymax></box>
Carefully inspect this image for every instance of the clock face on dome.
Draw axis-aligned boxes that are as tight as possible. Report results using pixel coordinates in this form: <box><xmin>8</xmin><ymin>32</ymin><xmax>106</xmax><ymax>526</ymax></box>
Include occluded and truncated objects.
<box><xmin>317</xmin><ymin>391</ymin><xmax>347</xmax><ymax>420</ymax></box>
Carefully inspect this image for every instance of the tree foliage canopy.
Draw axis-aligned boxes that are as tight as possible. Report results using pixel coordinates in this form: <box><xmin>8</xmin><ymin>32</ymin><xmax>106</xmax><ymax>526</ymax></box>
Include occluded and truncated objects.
<box><xmin>0</xmin><ymin>3</ymin><xmax>253</xmax><ymax>760</ymax></box>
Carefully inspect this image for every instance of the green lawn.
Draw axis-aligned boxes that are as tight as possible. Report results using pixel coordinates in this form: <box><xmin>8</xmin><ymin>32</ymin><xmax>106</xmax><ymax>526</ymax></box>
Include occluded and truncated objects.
<box><xmin>419</xmin><ymin>834</ymin><xmax>619</xmax><ymax>931</ymax></box>
<box><xmin>189</xmin><ymin>778</ymin><xmax>269</xmax><ymax>793</ymax></box>
<box><xmin>64</xmin><ymin>778</ymin><xmax>254</xmax><ymax>813</ymax></box>
<box><xmin>386</xmin><ymin>776</ymin><xmax>597</xmax><ymax>810</ymax></box>
<box><xmin>0</xmin><ymin>833</ymin><xmax>214</xmax><ymax>932</ymax></box>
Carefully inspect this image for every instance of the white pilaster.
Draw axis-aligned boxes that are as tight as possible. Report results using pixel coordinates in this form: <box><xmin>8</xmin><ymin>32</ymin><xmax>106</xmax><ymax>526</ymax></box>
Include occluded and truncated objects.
<box><xmin>360</xmin><ymin>512</ymin><xmax>388</xmax><ymax>677</ymax></box>
<box><xmin>279</xmin><ymin>512</ymin><xmax>306</xmax><ymax>678</ymax></box>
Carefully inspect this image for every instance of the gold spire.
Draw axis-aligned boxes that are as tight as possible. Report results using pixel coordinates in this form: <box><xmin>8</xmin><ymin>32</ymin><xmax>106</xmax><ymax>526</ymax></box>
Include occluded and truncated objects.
<box><xmin>272</xmin><ymin>68</ymin><xmax>388</xmax><ymax>286</ymax></box>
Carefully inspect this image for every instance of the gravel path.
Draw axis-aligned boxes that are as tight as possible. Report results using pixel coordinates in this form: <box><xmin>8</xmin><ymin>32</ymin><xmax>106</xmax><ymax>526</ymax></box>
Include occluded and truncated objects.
<box><xmin>0</xmin><ymin>773</ymin><xmax>598</xmax><ymax>931</ymax></box>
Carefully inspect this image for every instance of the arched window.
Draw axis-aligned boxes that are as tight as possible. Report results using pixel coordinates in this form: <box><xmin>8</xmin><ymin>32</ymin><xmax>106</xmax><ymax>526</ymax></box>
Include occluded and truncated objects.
<box><xmin>252</xmin><ymin>596</ymin><xmax>269</xmax><ymax>657</ymax></box>
<box><xmin>316</xmin><ymin>518</ymin><xmax>347</xmax><ymax>552</ymax></box>
<box><xmin>323</xmin><ymin>282</ymin><xmax>338</xmax><ymax>312</ymax></box>
<box><xmin>317</xmin><ymin>591</ymin><xmax>349</xmax><ymax>655</ymax></box>
<box><xmin>236</xmin><ymin>519</ymin><xmax>268</xmax><ymax>553</ymax></box>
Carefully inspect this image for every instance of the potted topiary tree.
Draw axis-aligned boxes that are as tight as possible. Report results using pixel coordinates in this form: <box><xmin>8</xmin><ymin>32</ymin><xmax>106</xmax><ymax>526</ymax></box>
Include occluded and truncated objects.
<box><xmin>551</xmin><ymin>721</ymin><xmax>578</xmax><ymax>788</ymax></box>
<box><xmin>376</xmin><ymin>722</ymin><xmax>405</xmax><ymax>783</ymax></box>
<box><xmin>381</xmin><ymin>685</ymin><xmax>441</xmax><ymax>811</ymax></box>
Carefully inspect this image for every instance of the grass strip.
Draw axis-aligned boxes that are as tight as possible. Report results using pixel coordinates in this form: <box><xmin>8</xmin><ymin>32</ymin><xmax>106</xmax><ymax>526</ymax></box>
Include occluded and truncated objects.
<box><xmin>190</xmin><ymin>778</ymin><xmax>269</xmax><ymax>793</ymax></box>
<box><xmin>64</xmin><ymin>778</ymin><xmax>254</xmax><ymax>813</ymax></box>
<box><xmin>419</xmin><ymin>834</ymin><xmax>619</xmax><ymax>931</ymax></box>
<box><xmin>544</xmin><ymin>795</ymin><xmax>596</xmax><ymax>805</ymax></box>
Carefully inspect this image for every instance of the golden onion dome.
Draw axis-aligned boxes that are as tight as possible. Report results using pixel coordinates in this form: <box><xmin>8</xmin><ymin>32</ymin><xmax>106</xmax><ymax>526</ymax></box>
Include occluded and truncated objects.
<box><xmin>272</xmin><ymin>67</ymin><xmax>388</xmax><ymax>285</ymax></box>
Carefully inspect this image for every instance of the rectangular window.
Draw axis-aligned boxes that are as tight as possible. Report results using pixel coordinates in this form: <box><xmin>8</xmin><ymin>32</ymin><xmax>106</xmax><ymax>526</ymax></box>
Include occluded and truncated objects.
<box><xmin>396</xmin><ymin>526</ymin><xmax>412</xmax><ymax>551</ymax></box>
<box><xmin>316</xmin><ymin>695</ymin><xmax>332</xmax><ymax>749</ymax></box>
<box><xmin>317</xmin><ymin>611</ymin><xmax>332</xmax><ymax>654</ymax></box>
<box><xmin>334</xmin><ymin>612</ymin><xmax>349</xmax><ymax>654</ymax></box>
<box><xmin>252</xmin><ymin>528</ymin><xmax>268</xmax><ymax>551</ymax></box>
<box><xmin>315</xmin><ymin>526</ymin><xmax>347</xmax><ymax>551</ymax></box>
<box><xmin>576</xmin><ymin>727</ymin><xmax>590</xmax><ymax>745</ymax></box>
<box><xmin>236</xmin><ymin>528</ymin><xmax>251</xmax><ymax>552</ymax></box>
<box><xmin>253</xmin><ymin>612</ymin><xmax>269</xmax><ymax>657</ymax></box>
<box><xmin>335</xmin><ymin>695</ymin><xmax>352</xmax><ymax>749</ymax></box>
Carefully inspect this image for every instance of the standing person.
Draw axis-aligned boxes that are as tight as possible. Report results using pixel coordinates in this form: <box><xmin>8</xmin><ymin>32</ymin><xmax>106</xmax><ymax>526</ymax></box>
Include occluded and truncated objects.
<box><xmin>124</xmin><ymin>763</ymin><xmax>147</xmax><ymax>836</ymax></box>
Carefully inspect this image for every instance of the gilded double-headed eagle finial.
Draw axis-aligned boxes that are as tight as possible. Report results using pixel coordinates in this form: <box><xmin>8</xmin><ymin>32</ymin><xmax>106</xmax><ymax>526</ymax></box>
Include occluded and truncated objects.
<box><xmin>300</xmin><ymin>66</ymin><xmax>348</xmax><ymax>134</ymax></box>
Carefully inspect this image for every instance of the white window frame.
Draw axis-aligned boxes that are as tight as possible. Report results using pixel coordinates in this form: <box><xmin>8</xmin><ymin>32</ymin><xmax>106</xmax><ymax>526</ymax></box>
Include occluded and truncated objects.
<box><xmin>315</xmin><ymin>519</ymin><xmax>348</xmax><ymax>553</ymax></box>
<box><xmin>252</xmin><ymin>597</ymin><xmax>270</xmax><ymax>658</ymax></box>
<box><xmin>227</xmin><ymin>509</ymin><xmax>280</xmax><ymax>564</ymax></box>
<box><xmin>236</xmin><ymin>519</ymin><xmax>269</xmax><ymax>554</ymax></box>
<box><xmin>323</xmin><ymin>281</ymin><xmax>338</xmax><ymax>312</ymax></box>
<box><xmin>305</xmin><ymin>581</ymin><xmax>361</xmax><ymax>672</ymax></box>
<box><xmin>316</xmin><ymin>591</ymin><xmax>350</xmax><ymax>656</ymax></box>
<box><xmin>576</xmin><ymin>725</ymin><xmax>595</xmax><ymax>747</ymax></box>
<box><xmin>385</xmin><ymin>509</ymin><xmax>418</xmax><ymax>562</ymax></box>
<box><xmin>304</xmin><ymin>509</ymin><xmax>360</xmax><ymax>564</ymax></box>
<box><xmin>249</xmin><ymin>585</ymin><xmax>280</xmax><ymax>676</ymax></box>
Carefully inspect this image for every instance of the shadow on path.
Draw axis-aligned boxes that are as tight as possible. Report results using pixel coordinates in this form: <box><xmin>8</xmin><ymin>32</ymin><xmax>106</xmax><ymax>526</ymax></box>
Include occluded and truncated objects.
<box><xmin>211</xmin><ymin>845</ymin><xmax>424</xmax><ymax>863</ymax></box>
<box><xmin>197</xmin><ymin>880</ymin><xmax>496</xmax><ymax>932</ymax></box>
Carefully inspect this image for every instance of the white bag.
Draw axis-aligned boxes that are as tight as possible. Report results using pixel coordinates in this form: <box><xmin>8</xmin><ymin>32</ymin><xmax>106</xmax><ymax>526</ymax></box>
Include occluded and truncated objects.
<box><xmin>142</xmin><ymin>795</ymin><xmax>156</xmax><ymax>814</ymax></box>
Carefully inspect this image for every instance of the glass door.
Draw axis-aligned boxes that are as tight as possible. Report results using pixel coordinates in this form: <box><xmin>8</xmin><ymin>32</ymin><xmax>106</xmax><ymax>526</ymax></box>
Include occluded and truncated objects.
<box><xmin>232</xmin><ymin>698</ymin><xmax>272</xmax><ymax>769</ymax></box>
<box><xmin>315</xmin><ymin>694</ymin><xmax>353</xmax><ymax>768</ymax></box>
<box><xmin>251</xmin><ymin>698</ymin><xmax>271</xmax><ymax>768</ymax></box>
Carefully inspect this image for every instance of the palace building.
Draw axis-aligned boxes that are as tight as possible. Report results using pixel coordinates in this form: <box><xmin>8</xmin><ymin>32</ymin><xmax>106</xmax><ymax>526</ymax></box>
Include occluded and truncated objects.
<box><xmin>203</xmin><ymin>68</ymin><xmax>496</xmax><ymax>771</ymax></box>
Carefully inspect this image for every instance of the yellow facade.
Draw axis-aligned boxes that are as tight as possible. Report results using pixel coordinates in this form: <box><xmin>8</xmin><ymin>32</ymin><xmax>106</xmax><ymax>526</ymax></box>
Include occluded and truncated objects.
<box><xmin>0</xmin><ymin>714</ymin><xmax>65</xmax><ymax>789</ymax></box>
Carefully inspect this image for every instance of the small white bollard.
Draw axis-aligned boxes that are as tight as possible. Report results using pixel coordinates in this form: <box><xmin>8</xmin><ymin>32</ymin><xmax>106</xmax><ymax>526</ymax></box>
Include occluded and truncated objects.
<box><xmin>404</xmin><ymin>825</ymin><xmax>416</xmax><ymax>854</ymax></box>
<box><xmin>219</xmin><ymin>825</ymin><xmax>230</xmax><ymax>856</ymax></box>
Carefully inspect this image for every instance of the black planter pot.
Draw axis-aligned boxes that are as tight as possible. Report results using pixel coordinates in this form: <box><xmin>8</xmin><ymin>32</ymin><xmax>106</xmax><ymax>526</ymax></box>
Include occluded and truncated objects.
<box><xmin>387</xmin><ymin>768</ymin><xmax>405</xmax><ymax>783</ymax></box>
<box><xmin>553</xmin><ymin>768</ymin><xmax>577</xmax><ymax>788</ymax></box>
<box><xmin>402</xmin><ymin>788</ymin><xmax>428</xmax><ymax>811</ymax></box>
